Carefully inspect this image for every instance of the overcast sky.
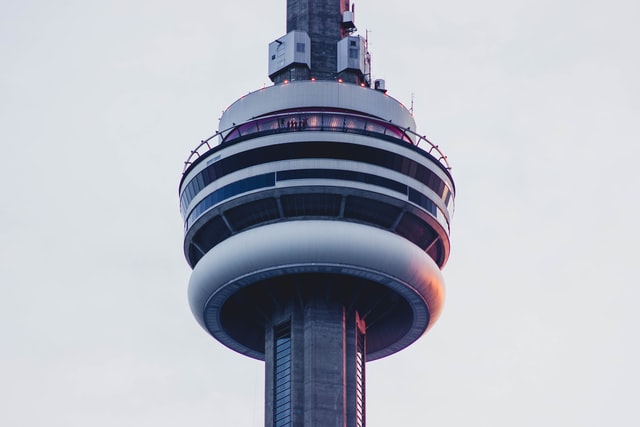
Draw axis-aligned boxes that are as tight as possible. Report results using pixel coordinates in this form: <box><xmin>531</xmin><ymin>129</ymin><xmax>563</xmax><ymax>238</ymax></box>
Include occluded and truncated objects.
<box><xmin>1</xmin><ymin>0</ymin><xmax>639</xmax><ymax>426</ymax></box>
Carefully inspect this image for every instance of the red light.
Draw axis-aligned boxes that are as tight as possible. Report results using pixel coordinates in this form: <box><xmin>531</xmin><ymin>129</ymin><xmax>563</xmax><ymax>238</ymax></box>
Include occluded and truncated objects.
<box><xmin>311</xmin><ymin>77</ymin><xmax>316</xmax><ymax>81</ymax></box>
<box><xmin>338</xmin><ymin>78</ymin><xmax>343</xmax><ymax>83</ymax></box>
<box><xmin>360</xmin><ymin>83</ymin><xmax>365</xmax><ymax>87</ymax></box>
<box><xmin>283</xmin><ymin>79</ymin><xmax>289</xmax><ymax>84</ymax></box>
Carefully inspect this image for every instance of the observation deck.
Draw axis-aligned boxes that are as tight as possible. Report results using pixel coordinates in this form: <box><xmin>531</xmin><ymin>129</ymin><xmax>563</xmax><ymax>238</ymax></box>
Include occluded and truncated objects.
<box><xmin>180</xmin><ymin>80</ymin><xmax>455</xmax><ymax>360</ymax></box>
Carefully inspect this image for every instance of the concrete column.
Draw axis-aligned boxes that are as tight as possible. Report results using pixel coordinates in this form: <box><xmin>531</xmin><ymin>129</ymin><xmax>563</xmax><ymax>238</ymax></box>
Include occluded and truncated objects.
<box><xmin>303</xmin><ymin>299</ymin><xmax>346</xmax><ymax>426</ymax></box>
<box><xmin>265</xmin><ymin>285</ymin><xmax>366</xmax><ymax>427</ymax></box>
<box><xmin>286</xmin><ymin>0</ymin><xmax>349</xmax><ymax>79</ymax></box>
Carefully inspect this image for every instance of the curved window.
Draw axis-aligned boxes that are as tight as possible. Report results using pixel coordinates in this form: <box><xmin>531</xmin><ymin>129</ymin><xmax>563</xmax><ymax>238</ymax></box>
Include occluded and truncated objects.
<box><xmin>185</xmin><ymin>168</ymin><xmax>450</xmax><ymax>234</ymax></box>
<box><xmin>408</xmin><ymin>188</ymin><xmax>450</xmax><ymax>232</ymax></box>
<box><xmin>221</xmin><ymin>111</ymin><xmax>412</xmax><ymax>147</ymax></box>
<box><xmin>186</xmin><ymin>173</ymin><xmax>275</xmax><ymax>228</ymax></box>
<box><xmin>276</xmin><ymin>169</ymin><xmax>408</xmax><ymax>195</ymax></box>
<box><xmin>180</xmin><ymin>142</ymin><xmax>454</xmax><ymax>218</ymax></box>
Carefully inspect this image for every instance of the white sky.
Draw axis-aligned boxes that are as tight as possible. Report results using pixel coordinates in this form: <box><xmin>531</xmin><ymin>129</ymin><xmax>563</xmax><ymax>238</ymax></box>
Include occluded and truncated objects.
<box><xmin>1</xmin><ymin>0</ymin><xmax>639</xmax><ymax>425</ymax></box>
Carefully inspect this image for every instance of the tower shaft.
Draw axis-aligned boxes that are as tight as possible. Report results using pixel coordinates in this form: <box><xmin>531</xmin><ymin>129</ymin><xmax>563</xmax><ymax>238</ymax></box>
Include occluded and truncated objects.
<box><xmin>286</xmin><ymin>0</ymin><xmax>349</xmax><ymax>79</ymax></box>
<box><xmin>265</xmin><ymin>290</ymin><xmax>365</xmax><ymax>427</ymax></box>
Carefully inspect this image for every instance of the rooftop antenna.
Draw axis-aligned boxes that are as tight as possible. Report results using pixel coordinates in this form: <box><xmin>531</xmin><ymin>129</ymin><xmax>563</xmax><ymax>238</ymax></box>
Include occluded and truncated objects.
<box><xmin>410</xmin><ymin>92</ymin><xmax>415</xmax><ymax>115</ymax></box>
<box><xmin>364</xmin><ymin>29</ymin><xmax>372</xmax><ymax>87</ymax></box>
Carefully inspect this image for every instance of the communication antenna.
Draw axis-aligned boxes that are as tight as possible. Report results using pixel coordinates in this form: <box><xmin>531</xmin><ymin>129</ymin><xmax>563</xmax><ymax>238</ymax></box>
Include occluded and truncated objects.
<box><xmin>364</xmin><ymin>29</ymin><xmax>372</xmax><ymax>87</ymax></box>
<box><xmin>410</xmin><ymin>92</ymin><xmax>415</xmax><ymax>115</ymax></box>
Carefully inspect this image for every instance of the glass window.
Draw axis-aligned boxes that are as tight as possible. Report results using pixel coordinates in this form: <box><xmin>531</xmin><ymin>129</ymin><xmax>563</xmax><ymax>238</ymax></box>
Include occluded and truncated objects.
<box><xmin>274</xmin><ymin>322</ymin><xmax>291</xmax><ymax>427</ymax></box>
<box><xmin>355</xmin><ymin>323</ymin><xmax>365</xmax><ymax>427</ymax></box>
<box><xmin>182</xmin><ymin>141</ymin><xmax>453</xmax><ymax>225</ymax></box>
<box><xmin>323</xmin><ymin>113</ymin><xmax>344</xmax><ymax>129</ymax></box>
<box><xmin>277</xmin><ymin>169</ymin><xmax>407</xmax><ymax>195</ymax></box>
<box><xmin>186</xmin><ymin>173</ymin><xmax>275</xmax><ymax>228</ymax></box>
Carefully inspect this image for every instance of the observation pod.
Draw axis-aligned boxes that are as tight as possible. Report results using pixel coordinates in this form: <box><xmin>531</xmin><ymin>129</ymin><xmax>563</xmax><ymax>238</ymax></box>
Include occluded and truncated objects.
<box><xmin>181</xmin><ymin>80</ymin><xmax>455</xmax><ymax>358</ymax></box>
<box><xmin>179</xmin><ymin>1</ymin><xmax>455</xmax><ymax>426</ymax></box>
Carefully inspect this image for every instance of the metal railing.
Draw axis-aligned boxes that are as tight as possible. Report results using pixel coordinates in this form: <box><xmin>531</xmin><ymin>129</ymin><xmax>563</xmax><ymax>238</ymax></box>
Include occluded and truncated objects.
<box><xmin>182</xmin><ymin>113</ymin><xmax>451</xmax><ymax>174</ymax></box>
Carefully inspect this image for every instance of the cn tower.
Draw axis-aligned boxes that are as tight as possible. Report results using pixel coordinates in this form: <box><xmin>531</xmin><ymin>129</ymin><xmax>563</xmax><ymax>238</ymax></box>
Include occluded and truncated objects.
<box><xmin>179</xmin><ymin>1</ymin><xmax>455</xmax><ymax>425</ymax></box>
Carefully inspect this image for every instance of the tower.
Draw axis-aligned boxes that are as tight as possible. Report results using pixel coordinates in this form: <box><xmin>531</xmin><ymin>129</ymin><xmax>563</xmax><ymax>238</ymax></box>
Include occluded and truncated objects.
<box><xmin>179</xmin><ymin>1</ymin><xmax>455</xmax><ymax>425</ymax></box>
